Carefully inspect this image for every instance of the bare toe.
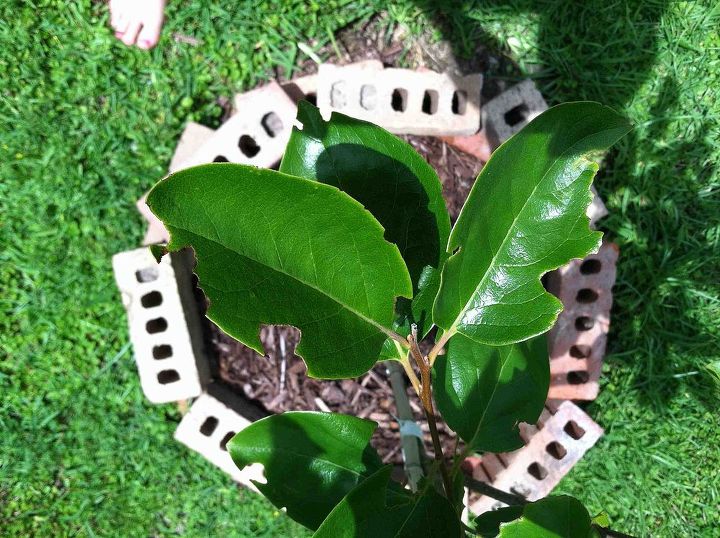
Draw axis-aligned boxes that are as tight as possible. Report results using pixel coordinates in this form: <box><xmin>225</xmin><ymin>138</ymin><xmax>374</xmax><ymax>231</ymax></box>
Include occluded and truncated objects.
<box><xmin>136</xmin><ymin>18</ymin><xmax>162</xmax><ymax>49</ymax></box>
<box><xmin>121</xmin><ymin>21</ymin><xmax>142</xmax><ymax>46</ymax></box>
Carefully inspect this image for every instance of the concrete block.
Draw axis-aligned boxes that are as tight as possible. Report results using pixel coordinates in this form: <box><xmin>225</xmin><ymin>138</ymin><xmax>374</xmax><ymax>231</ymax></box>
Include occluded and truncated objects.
<box><xmin>177</xmin><ymin>81</ymin><xmax>296</xmax><ymax>170</ymax></box>
<box><xmin>174</xmin><ymin>390</ymin><xmax>265</xmax><ymax>489</ymax></box>
<box><xmin>469</xmin><ymin>401</ymin><xmax>603</xmax><ymax>515</ymax></box>
<box><xmin>280</xmin><ymin>74</ymin><xmax>319</xmax><ymax>105</ymax></box>
<box><xmin>482</xmin><ymin>79</ymin><xmax>547</xmax><ymax>147</ymax></box>
<box><xmin>545</xmin><ymin>242</ymin><xmax>619</xmax><ymax>401</ymax></box>
<box><xmin>317</xmin><ymin>63</ymin><xmax>483</xmax><ymax>136</ymax></box>
<box><xmin>112</xmin><ymin>247</ymin><xmax>210</xmax><ymax>403</ymax></box>
<box><xmin>169</xmin><ymin>122</ymin><xmax>216</xmax><ymax>173</ymax></box>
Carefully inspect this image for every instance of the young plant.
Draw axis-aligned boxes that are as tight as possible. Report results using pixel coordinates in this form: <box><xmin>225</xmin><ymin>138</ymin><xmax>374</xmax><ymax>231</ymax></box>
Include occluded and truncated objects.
<box><xmin>147</xmin><ymin>101</ymin><xmax>631</xmax><ymax>537</ymax></box>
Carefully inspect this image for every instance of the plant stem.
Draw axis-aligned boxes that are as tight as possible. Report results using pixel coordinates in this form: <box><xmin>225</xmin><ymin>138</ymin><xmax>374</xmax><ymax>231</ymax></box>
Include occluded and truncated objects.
<box><xmin>386</xmin><ymin>360</ymin><xmax>425</xmax><ymax>492</ymax></box>
<box><xmin>408</xmin><ymin>333</ymin><xmax>454</xmax><ymax>503</ymax></box>
<box><xmin>427</xmin><ymin>329</ymin><xmax>453</xmax><ymax>367</ymax></box>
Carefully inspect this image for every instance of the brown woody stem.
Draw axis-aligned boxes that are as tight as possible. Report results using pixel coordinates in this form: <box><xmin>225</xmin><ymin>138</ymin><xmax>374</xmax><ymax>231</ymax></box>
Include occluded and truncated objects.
<box><xmin>408</xmin><ymin>333</ymin><xmax>454</xmax><ymax>503</ymax></box>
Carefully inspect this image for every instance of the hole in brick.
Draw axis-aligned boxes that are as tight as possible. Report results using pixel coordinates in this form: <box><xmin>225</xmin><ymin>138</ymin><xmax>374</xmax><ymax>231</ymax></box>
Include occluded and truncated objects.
<box><xmin>146</xmin><ymin>317</ymin><xmax>168</xmax><ymax>334</ymax></box>
<box><xmin>576</xmin><ymin>288</ymin><xmax>599</xmax><ymax>303</ymax></box>
<box><xmin>213</xmin><ymin>155</ymin><xmax>229</xmax><ymax>162</ymax></box>
<box><xmin>152</xmin><ymin>344</ymin><xmax>173</xmax><ymax>360</ymax></box>
<box><xmin>200</xmin><ymin>416</ymin><xmax>219</xmax><ymax>436</ymax></box>
<box><xmin>510</xmin><ymin>483</ymin><xmax>531</xmax><ymax>498</ymax></box>
<box><xmin>135</xmin><ymin>267</ymin><xmax>159</xmax><ymax>283</ymax></box>
<box><xmin>546</xmin><ymin>441</ymin><xmax>567</xmax><ymax>460</ymax></box>
<box><xmin>451</xmin><ymin>90</ymin><xmax>467</xmax><ymax>115</ymax></box>
<box><xmin>422</xmin><ymin>90</ymin><xmax>438</xmax><ymax>115</ymax></box>
<box><xmin>527</xmin><ymin>462</ymin><xmax>548</xmax><ymax>480</ymax></box>
<box><xmin>564</xmin><ymin>420</ymin><xmax>586</xmax><ymax>440</ymax></box>
<box><xmin>141</xmin><ymin>291</ymin><xmax>163</xmax><ymax>308</ymax></box>
<box><xmin>261</xmin><ymin>112</ymin><xmax>284</xmax><ymax>138</ymax></box>
<box><xmin>391</xmin><ymin>88</ymin><xmax>408</xmax><ymax>112</ymax></box>
<box><xmin>157</xmin><ymin>369</ymin><xmax>179</xmax><ymax>384</ymax></box>
<box><xmin>220</xmin><ymin>431</ymin><xmax>236</xmax><ymax>451</ymax></box>
<box><xmin>580</xmin><ymin>259</ymin><xmax>602</xmax><ymax>274</ymax></box>
<box><xmin>569</xmin><ymin>345</ymin><xmax>592</xmax><ymax>359</ymax></box>
<box><xmin>360</xmin><ymin>84</ymin><xmax>377</xmax><ymax>110</ymax></box>
<box><xmin>330</xmin><ymin>81</ymin><xmax>348</xmax><ymax>108</ymax></box>
<box><xmin>567</xmin><ymin>371</ymin><xmax>590</xmax><ymax>384</ymax></box>
<box><xmin>305</xmin><ymin>93</ymin><xmax>317</xmax><ymax>106</ymax></box>
<box><xmin>575</xmin><ymin>316</ymin><xmax>595</xmax><ymax>331</ymax></box>
<box><xmin>504</xmin><ymin>103</ymin><xmax>529</xmax><ymax>126</ymax></box>
<box><xmin>238</xmin><ymin>135</ymin><xmax>260</xmax><ymax>158</ymax></box>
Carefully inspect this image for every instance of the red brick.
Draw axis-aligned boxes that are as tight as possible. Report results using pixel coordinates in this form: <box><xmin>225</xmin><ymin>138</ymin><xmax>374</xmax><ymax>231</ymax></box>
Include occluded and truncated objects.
<box><xmin>468</xmin><ymin>401</ymin><xmax>603</xmax><ymax>515</ymax></box>
<box><xmin>545</xmin><ymin>242</ymin><xmax>619</xmax><ymax>400</ymax></box>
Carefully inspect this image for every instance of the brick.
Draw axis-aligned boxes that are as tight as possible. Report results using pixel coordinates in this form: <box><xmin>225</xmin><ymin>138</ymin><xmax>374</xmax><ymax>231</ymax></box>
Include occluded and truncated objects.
<box><xmin>317</xmin><ymin>63</ymin><xmax>483</xmax><ymax>136</ymax></box>
<box><xmin>180</xmin><ymin>81</ymin><xmax>297</xmax><ymax>170</ymax></box>
<box><xmin>482</xmin><ymin>79</ymin><xmax>548</xmax><ymax>147</ymax></box>
<box><xmin>468</xmin><ymin>401</ymin><xmax>603</xmax><ymax>515</ymax></box>
<box><xmin>169</xmin><ymin>122</ymin><xmax>215</xmax><ymax>173</ymax></box>
<box><xmin>174</xmin><ymin>388</ymin><xmax>265</xmax><ymax>489</ymax></box>
<box><xmin>439</xmin><ymin>130</ymin><xmax>493</xmax><ymax>163</ymax></box>
<box><xmin>280</xmin><ymin>74</ymin><xmax>319</xmax><ymax>105</ymax></box>
<box><xmin>545</xmin><ymin>242</ymin><xmax>619</xmax><ymax>401</ymax></box>
<box><xmin>112</xmin><ymin>247</ymin><xmax>210</xmax><ymax>403</ymax></box>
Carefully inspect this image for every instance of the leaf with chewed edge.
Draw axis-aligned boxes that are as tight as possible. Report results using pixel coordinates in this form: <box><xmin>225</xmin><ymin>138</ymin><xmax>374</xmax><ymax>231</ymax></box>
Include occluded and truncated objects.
<box><xmin>433</xmin><ymin>103</ymin><xmax>631</xmax><ymax>346</ymax></box>
<box><xmin>147</xmin><ymin>163</ymin><xmax>412</xmax><ymax>379</ymax></box>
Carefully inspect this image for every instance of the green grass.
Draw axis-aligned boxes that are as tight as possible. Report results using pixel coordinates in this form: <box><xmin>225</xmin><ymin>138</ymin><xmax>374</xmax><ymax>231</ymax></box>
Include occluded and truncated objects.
<box><xmin>1</xmin><ymin>0</ymin><xmax>718</xmax><ymax>536</ymax></box>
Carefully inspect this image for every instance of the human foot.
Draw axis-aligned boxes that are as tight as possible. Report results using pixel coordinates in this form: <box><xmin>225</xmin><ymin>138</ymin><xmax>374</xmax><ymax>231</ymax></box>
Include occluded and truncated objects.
<box><xmin>109</xmin><ymin>0</ymin><xmax>166</xmax><ymax>49</ymax></box>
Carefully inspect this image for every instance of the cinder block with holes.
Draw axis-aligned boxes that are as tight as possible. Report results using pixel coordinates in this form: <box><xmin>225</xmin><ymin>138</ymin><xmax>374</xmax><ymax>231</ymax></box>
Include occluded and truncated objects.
<box><xmin>179</xmin><ymin>81</ymin><xmax>296</xmax><ymax>169</ymax></box>
<box><xmin>545</xmin><ymin>242</ymin><xmax>619</xmax><ymax>401</ymax></box>
<box><xmin>174</xmin><ymin>389</ymin><xmax>265</xmax><ymax>489</ymax></box>
<box><xmin>482</xmin><ymin>79</ymin><xmax>548</xmax><ymax>146</ymax></box>
<box><xmin>317</xmin><ymin>63</ymin><xmax>483</xmax><ymax>136</ymax></box>
<box><xmin>112</xmin><ymin>247</ymin><xmax>210</xmax><ymax>403</ymax></box>
<box><xmin>468</xmin><ymin>401</ymin><xmax>603</xmax><ymax>515</ymax></box>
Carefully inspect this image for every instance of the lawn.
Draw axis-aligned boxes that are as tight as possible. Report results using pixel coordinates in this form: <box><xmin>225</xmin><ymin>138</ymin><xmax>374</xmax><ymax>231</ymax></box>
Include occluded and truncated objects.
<box><xmin>1</xmin><ymin>1</ymin><xmax>718</xmax><ymax>536</ymax></box>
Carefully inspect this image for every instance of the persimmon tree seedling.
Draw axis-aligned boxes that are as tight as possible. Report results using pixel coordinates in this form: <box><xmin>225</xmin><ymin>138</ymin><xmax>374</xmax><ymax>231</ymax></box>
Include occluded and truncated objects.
<box><xmin>147</xmin><ymin>101</ymin><xmax>632</xmax><ymax>537</ymax></box>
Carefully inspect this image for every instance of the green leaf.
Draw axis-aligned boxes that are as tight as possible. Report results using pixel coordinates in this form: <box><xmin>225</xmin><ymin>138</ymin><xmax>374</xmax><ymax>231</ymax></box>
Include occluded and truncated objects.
<box><xmin>432</xmin><ymin>102</ymin><xmax>631</xmax><ymax>345</ymax></box>
<box><xmin>313</xmin><ymin>466</ymin><xmax>462</xmax><ymax>538</ymax></box>
<box><xmin>474</xmin><ymin>505</ymin><xmax>524</xmax><ymax>537</ymax></box>
<box><xmin>227</xmin><ymin>412</ymin><xmax>405</xmax><ymax>531</ymax></box>
<box><xmin>280</xmin><ymin>102</ymin><xmax>451</xmax><ymax>339</ymax></box>
<box><xmin>146</xmin><ymin>163</ymin><xmax>412</xmax><ymax>379</ymax></box>
<box><xmin>433</xmin><ymin>333</ymin><xmax>549</xmax><ymax>452</ymax></box>
<box><xmin>491</xmin><ymin>496</ymin><xmax>595</xmax><ymax>537</ymax></box>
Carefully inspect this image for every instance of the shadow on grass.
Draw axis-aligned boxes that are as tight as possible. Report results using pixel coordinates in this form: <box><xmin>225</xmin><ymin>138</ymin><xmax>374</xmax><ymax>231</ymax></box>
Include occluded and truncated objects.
<box><xmin>407</xmin><ymin>1</ymin><xmax>719</xmax><ymax>408</ymax></box>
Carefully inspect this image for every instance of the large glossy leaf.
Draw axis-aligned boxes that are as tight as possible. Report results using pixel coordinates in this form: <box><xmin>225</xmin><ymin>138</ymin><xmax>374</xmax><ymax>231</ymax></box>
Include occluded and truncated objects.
<box><xmin>313</xmin><ymin>466</ymin><xmax>462</xmax><ymax>538</ymax></box>
<box><xmin>147</xmin><ymin>164</ymin><xmax>412</xmax><ymax>378</ymax></box>
<box><xmin>433</xmin><ymin>103</ymin><xmax>631</xmax><ymax>345</ymax></box>
<box><xmin>227</xmin><ymin>412</ymin><xmax>407</xmax><ymax>530</ymax></box>
<box><xmin>280</xmin><ymin>102</ymin><xmax>450</xmax><ymax>340</ymax></box>
<box><xmin>481</xmin><ymin>495</ymin><xmax>595</xmax><ymax>537</ymax></box>
<box><xmin>433</xmin><ymin>334</ymin><xmax>549</xmax><ymax>452</ymax></box>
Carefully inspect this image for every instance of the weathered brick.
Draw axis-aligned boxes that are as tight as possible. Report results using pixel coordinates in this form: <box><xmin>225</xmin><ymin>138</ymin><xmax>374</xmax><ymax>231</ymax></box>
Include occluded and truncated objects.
<box><xmin>545</xmin><ymin>242</ymin><xmax>619</xmax><ymax>401</ymax></box>
<box><xmin>468</xmin><ymin>401</ymin><xmax>603</xmax><ymax>515</ymax></box>
<box><xmin>181</xmin><ymin>81</ymin><xmax>297</xmax><ymax>169</ymax></box>
<box><xmin>112</xmin><ymin>247</ymin><xmax>210</xmax><ymax>403</ymax></box>
<box><xmin>174</xmin><ymin>388</ymin><xmax>265</xmax><ymax>489</ymax></box>
<box><xmin>482</xmin><ymin>79</ymin><xmax>547</xmax><ymax>146</ymax></box>
<box><xmin>439</xmin><ymin>130</ymin><xmax>493</xmax><ymax>163</ymax></box>
<box><xmin>317</xmin><ymin>63</ymin><xmax>483</xmax><ymax>136</ymax></box>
